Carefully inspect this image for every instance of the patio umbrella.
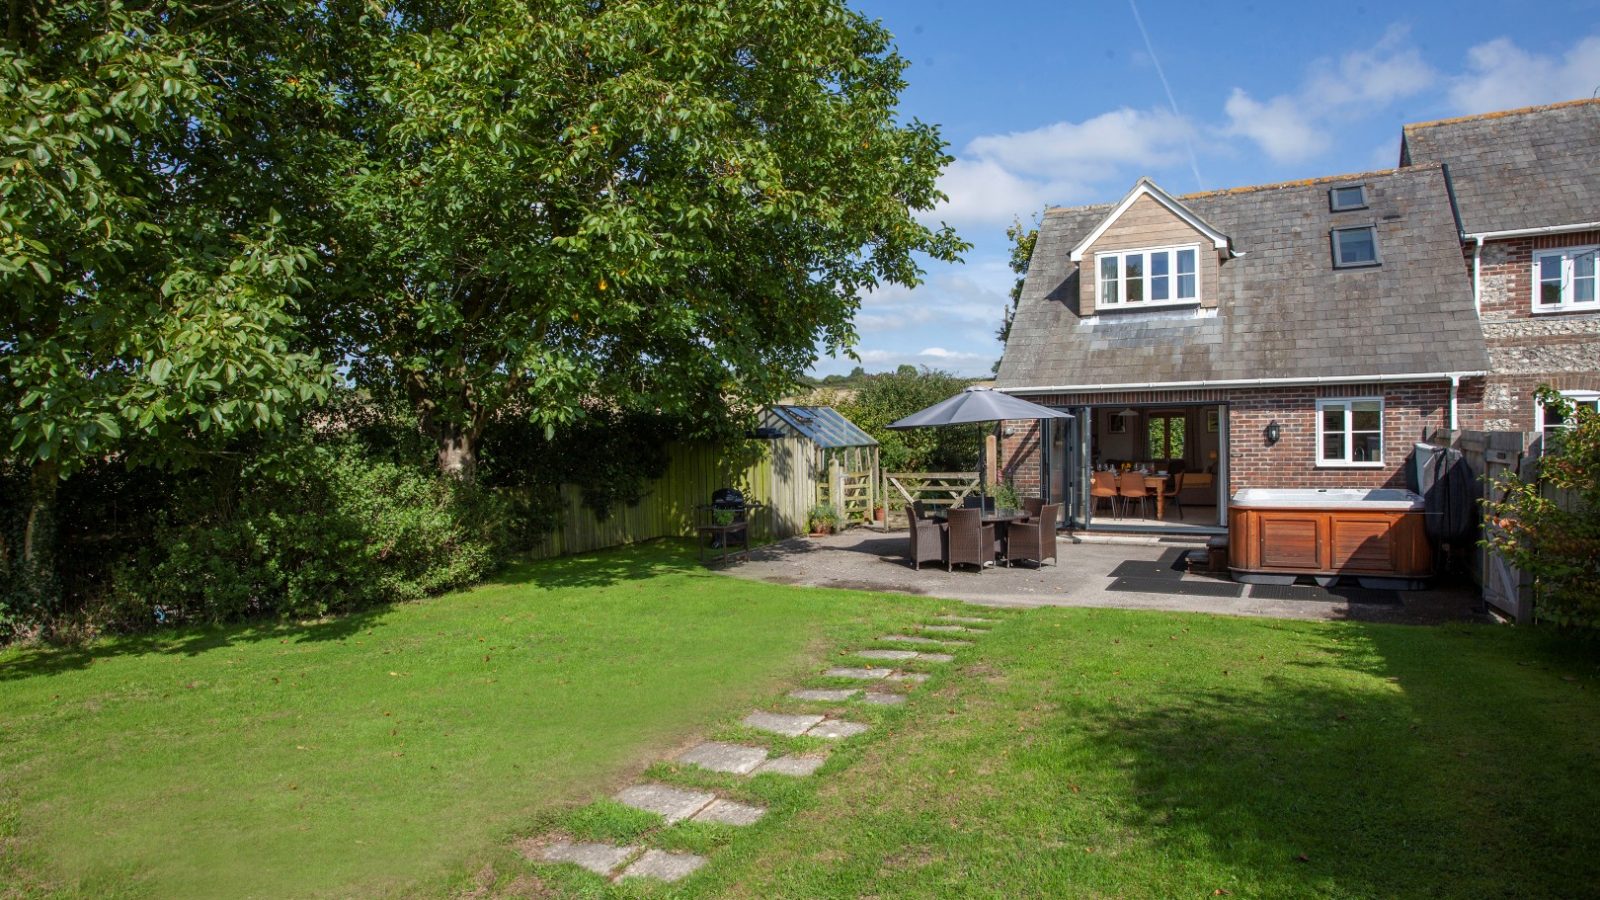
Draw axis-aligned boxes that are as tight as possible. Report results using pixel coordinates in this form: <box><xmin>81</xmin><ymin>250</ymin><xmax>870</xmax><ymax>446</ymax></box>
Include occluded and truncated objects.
<box><xmin>887</xmin><ymin>387</ymin><xmax>1072</xmax><ymax>506</ymax></box>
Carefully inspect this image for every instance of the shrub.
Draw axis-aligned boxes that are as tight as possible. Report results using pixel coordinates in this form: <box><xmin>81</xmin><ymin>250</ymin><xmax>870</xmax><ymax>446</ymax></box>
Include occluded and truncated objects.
<box><xmin>1483</xmin><ymin>387</ymin><xmax>1600</xmax><ymax>632</ymax></box>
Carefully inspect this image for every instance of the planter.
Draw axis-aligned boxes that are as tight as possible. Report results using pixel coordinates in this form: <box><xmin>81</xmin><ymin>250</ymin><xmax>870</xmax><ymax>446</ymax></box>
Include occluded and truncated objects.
<box><xmin>873</xmin><ymin>507</ymin><xmax>885</xmax><ymax>523</ymax></box>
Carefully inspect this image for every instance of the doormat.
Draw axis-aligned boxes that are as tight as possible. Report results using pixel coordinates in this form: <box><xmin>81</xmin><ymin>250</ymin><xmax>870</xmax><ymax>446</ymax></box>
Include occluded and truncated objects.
<box><xmin>1107</xmin><ymin>548</ymin><xmax>1189</xmax><ymax>579</ymax></box>
<box><xmin>1248</xmin><ymin>583</ymin><xmax>1401</xmax><ymax>605</ymax></box>
<box><xmin>1106</xmin><ymin>576</ymin><xmax>1243</xmax><ymax>598</ymax></box>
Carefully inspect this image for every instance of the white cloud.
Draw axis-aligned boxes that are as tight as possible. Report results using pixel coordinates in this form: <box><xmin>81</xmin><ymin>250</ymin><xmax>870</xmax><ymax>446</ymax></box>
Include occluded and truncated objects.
<box><xmin>1221</xmin><ymin>25</ymin><xmax>1436</xmax><ymax>163</ymax></box>
<box><xmin>856</xmin><ymin>270</ymin><xmax>1010</xmax><ymax>333</ymax></box>
<box><xmin>1448</xmin><ymin>35</ymin><xmax>1600</xmax><ymax>114</ymax></box>
<box><xmin>929</xmin><ymin>107</ymin><xmax>1197</xmax><ymax>226</ymax></box>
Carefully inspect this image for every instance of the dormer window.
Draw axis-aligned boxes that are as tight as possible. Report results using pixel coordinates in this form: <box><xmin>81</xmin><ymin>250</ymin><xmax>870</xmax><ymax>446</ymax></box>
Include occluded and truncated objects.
<box><xmin>1329</xmin><ymin>185</ymin><xmax>1367</xmax><ymax>211</ymax></box>
<box><xmin>1096</xmin><ymin>245</ymin><xmax>1200</xmax><ymax>308</ymax></box>
<box><xmin>1331</xmin><ymin>226</ymin><xmax>1380</xmax><ymax>268</ymax></box>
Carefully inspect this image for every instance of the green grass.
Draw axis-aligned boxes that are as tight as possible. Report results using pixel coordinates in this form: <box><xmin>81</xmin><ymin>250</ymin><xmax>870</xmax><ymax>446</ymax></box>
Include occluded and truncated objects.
<box><xmin>7</xmin><ymin>546</ymin><xmax>1600</xmax><ymax>899</ymax></box>
<box><xmin>0</xmin><ymin>543</ymin><xmax>944</xmax><ymax>898</ymax></box>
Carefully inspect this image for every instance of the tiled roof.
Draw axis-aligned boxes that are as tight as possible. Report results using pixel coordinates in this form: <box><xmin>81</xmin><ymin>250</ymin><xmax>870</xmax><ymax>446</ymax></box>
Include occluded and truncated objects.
<box><xmin>1400</xmin><ymin>98</ymin><xmax>1600</xmax><ymax>234</ymax></box>
<box><xmin>994</xmin><ymin>165</ymin><xmax>1489</xmax><ymax>391</ymax></box>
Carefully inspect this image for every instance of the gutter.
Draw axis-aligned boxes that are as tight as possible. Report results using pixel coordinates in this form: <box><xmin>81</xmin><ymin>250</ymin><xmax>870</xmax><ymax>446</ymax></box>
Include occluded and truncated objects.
<box><xmin>1472</xmin><ymin>235</ymin><xmax>1483</xmax><ymax>315</ymax></box>
<box><xmin>1463</xmin><ymin>221</ymin><xmax>1600</xmax><ymax>241</ymax></box>
<box><xmin>998</xmin><ymin>371</ymin><xmax>1487</xmax><ymax>395</ymax></box>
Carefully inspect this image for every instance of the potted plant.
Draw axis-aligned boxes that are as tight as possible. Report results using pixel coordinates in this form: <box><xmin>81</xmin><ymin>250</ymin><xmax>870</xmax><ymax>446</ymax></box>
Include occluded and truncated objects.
<box><xmin>991</xmin><ymin>480</ymin><xmax>1022</xmax><ymax>513</ymax></box>
<box><xmin>712</xmin><ymin>508</ymin><xmax>737</xmax><ymax>527</ymax></box>
<box><xmin>873</xmin><ymin>504</ymin><xmax>886</xmax><ymax>523</ymax></box>
<box><xmin>807</xmin><ymin>503</ymin><xmax>839</xmax><ymax>536</ymax></box>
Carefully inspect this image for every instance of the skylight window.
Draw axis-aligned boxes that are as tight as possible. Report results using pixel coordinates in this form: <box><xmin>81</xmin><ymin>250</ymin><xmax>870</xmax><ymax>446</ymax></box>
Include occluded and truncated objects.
<box><xmin>1331</xmin><ymin>226</ymin><xmax>1380</xmax><ymax>268</ymax></box>
<box><xmin>1329</xmin><ymin>185</ymin><xmax>1367</xmax><ymax>211</ymax></box>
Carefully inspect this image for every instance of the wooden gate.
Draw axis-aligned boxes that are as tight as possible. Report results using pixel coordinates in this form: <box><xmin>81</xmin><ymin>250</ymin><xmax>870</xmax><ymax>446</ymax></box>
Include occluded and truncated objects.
<box><xmin>822</xmin><ymin>462</ymin><xmax>876</xmax><ymax>524</ymax></box>
<box><xmin>883</xmin><ymin>472</ymin><xmax>981</xmax><ymax>516</ymax></box>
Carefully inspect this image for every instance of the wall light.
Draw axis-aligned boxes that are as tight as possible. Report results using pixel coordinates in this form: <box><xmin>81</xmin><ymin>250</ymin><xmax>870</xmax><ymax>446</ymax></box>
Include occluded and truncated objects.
<box><xmin>1264</xmin><ymin>421</ymin><xmax>1282</xmax><ymax>445</ymax></box>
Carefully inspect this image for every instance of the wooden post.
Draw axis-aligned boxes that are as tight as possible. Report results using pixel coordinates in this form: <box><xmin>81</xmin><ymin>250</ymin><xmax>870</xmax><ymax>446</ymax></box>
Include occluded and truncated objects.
<box><xmin>984</xmin><ymin>432</ymin><xmax>998</xmax><ymax>491</ymax></box>
<box><xmin>830</xmin><ymin>459</ymin><xmax>844</xmax><ymax>519</ymax></box>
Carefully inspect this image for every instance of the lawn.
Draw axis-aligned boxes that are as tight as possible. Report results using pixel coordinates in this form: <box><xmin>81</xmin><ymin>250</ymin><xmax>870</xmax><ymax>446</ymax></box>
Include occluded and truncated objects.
<box><xmin>5</xmin><ymin>545</ymin><xmax>1600</xmax><ymax>899</ymax></box>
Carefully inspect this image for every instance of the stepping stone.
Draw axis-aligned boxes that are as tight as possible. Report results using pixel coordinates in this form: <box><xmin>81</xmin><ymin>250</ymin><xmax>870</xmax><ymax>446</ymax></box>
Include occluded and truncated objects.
<box><xmin>531</xmin><ymin>840</ymin><xmax>637</xmax><ymax>876</ymax></box>
<box><xmin>921</xmin><ymin>624</ymin><xmax>977</xmax><ymax>633</ymax></box>
<box><xmin>806</xmin><ymin>719</ymin><xmax>869</xmax><ymax>740</ymax></box>
<box><xmin>618</xmin><ymin>848</ymin><xmax>706</xmax><ymax>882</ymax></box>
<box><xmin>743</xmin><ymin>710</ymin><xmax>824</xmax><ymax>737</ymax></box>
<box><xmin>676</xmin><ymin>742</ymin><xmax>768</xmax><ymax>775</ymax></box>
<box><xmin>935</xmin><ymin>614</ymin><xmax>996</xmax><ymax>624</ymax></box>
<box><xmin>789</xmin><ymin>688</ymin><xmax>860</xmax><ymax>702</ymax></box>
<box><xmin>880</xmin><ymin>634</ymin><xmax>972</xmax><ymax>646</ymax></box>
<box><xmin>755</xmin><ymin>755</ymin><xmax>826</xmax><ymax>776</ymax></box>
<box><xmin>885</xmin><ymin>672</ymin><xmax>930</xmax><ymax>683</ymax></box>
<box><xmin>615</xmin><ymin>783</ymin><xmax>715</xmax><ymax>824</ymax></box>
<box><xmin>824</xmin><ymin>667</ymin><xmax>891</xmax><ymax>680</ymax></box>
<box><xmin>917</xmin><ymin>652</ymin><xmax>955</xmax><ymax>663</ymax></box>
<box><xmin>691</xmin><ymin>797</ymin><xmax>766</xmax><ymax>826</ymax></box>
<box><xmin>855</xmin><ymin>649</ymin><xmax>919</xmax><ymax>661</ymax></box>
<box><xmin>860</xmin><ymin>691</ymin><xmax>906</xmax><ymax>706</ymax></box>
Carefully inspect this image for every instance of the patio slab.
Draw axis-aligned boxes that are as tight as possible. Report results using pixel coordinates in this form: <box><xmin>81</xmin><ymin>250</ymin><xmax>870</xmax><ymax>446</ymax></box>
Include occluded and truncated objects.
<box><xmin>885</xmin><ymin>672</ymin><xmax>930</xmax><ymax>683</ymax></box>
<box><xmin>676</xmin><ymin>742</ymin><xmax>768</xmax><ymax>775</ymax></box>
<box><xmin>789</xmin><ymin>688</ymin><xmax>860</xmax><ymax>702</ymax></box>
<box><xmin>742</xmin><ymin>711</ymin><xmax>825</xmax><ymax>736</ymax></box>
<box><xmin>691</xmin><ymin>797</ymin><xmax>766</xmax><ymax>826</ymax></box>
<box><xmin>806</xmin><ymin>719</ymin><xmax>869</xmax><ymax>740</ymax></box>
<box><xmin>823</xmin><ymin>667</ymin><xmax>891</xmax><ymax>680</ymax></box>
<box><xmin>854</xmin><ymin>649</ymin><xmax>919</xmax><ymax>661</ymax></box>
<box><xmin>618</xmin><ymin>848</ymin><xmax>706</xmax><ymax>882</ymax></box>
<box><xmin>920</xmin><ymin>624</ymin><xmax>978</xmax><ymax>633</ymax></box>
<box><xmin>614</xmin><ymin>784</ymin><xmax>715</xmax><ymax>824</ymax></box>
<box><xmin>860</xmin><ymin>691</ymin><xmax>906</xmax><ymax>706</ymax></box>
<box><xmin>935</xmin><ymin>614</ymin><xmax>998</xmax><ymax>624</ymax></box>
<box><xmin>755</xmin><ymin>755</ymin><xmax>827</xmax><ymax>776</ymax></box>
<box><xmin>722</xmin><ymin>531</ymin><xmax>1483</xmax><ymax>624</ymax></box>
<box><xmin>880</xmin><ymin>634</ymin><xmax>972</xmax><ymax>646</ymax></box>
<box><xmin>530</xmin><ymin>840</ymin><xmax>637</xmax><ymax>876</ymax></box>
<box><xmin>917</xmin><ymin>652</ymin><xmax>955</xmax><ymax>663</ymax></box>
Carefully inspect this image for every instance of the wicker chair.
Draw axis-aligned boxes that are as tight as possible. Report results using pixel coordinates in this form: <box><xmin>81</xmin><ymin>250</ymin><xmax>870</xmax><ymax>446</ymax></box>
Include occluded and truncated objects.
<box><xmin>905</xmin><ymin>508</ymin><xmax>945</xmax><ymax>570</ymax></box>
<box><xmin>1118</xmin><ymin>471</ymin><xmax>1152</xmax><ymax>519</ymax></box>
<box><xmin>1021</xmin><ymin>497</ymin><xmax>1044</xmax><ymax>520</ymax></box>
<box><xmin>1006</xmin><ymin>503</ymin><xmax>1060</xmax><ymax>568</ymax></box>
<box><xmin>945</xmin><ymin>507</ymin><xmax>996</xmax><ymax>573</ymax></box>
<box><xmin>1090</xmin><ymin>470</ymin><xmax>1120</xmax><ymax>521</ymax></box>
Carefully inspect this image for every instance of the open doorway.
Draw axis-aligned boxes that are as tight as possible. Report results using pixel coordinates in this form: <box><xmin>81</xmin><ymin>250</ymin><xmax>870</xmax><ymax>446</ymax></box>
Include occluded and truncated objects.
<box><xmin>1046</xmin><ymin>403</ymin><xmax>1227</xmax><ymax>533</ymax></box>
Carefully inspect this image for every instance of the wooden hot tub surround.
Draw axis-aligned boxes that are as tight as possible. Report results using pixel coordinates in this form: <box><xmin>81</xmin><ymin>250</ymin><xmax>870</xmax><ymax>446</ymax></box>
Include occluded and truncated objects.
<box><xmin>1228</xmin><ymin>489</ymin><xmax>1431</xmax><ymax>588</ymax></box>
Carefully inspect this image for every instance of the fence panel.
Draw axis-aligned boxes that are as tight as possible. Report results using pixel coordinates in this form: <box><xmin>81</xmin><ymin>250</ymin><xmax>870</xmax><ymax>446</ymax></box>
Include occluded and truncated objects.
<box><xmin>883</xmin><ymin>472</ymin><xmax>980</xmax><ymax>515</ymax></box>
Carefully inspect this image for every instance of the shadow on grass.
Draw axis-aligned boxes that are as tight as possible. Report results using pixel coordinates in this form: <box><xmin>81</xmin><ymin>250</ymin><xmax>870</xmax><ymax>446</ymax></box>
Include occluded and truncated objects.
<box><xmin>1073</xmin><ymin>624</ymin><xmax>1600</xmax><ymax>897</ymax></box>
<box><xmin>0</xmin><ymin>540</ymin><xmax>711</xmax><ymax>684</ymax></box>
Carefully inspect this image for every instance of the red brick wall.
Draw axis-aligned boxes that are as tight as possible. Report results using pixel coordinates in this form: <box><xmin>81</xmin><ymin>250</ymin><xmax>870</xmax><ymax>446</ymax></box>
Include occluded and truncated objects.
<box><xmin>999</xmin><ymin>419</ymin><xmax>1044</xmax><ymax>495</ymax></box>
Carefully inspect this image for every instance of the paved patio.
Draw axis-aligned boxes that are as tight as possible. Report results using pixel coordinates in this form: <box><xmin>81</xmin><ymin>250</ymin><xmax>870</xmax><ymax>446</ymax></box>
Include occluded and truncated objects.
<box><xmin>726</xmin><ymin>529</ymin><xmax>1485</xmax><ymax>624</ymax></box>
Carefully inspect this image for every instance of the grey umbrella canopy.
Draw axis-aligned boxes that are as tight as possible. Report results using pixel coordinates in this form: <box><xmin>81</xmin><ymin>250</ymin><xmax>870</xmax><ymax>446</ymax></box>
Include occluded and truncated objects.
<box><xmin>887</xmin><ymin>387</ymin><xmax>1072</xmax><ymax>429</ymax></box>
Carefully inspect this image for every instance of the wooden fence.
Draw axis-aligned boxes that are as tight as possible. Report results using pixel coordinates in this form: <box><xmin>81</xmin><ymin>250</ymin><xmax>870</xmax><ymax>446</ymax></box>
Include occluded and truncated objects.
<box><xmin>529</xmin><ymin>435</ymin><xmax>818</xmax><ymax>559</ymax></box>
<box><xmin>882</xmin><ymin>472</ymin><xmax>981</xmax><ymax>516</ymax></box>
<box><xmin>1428</xmin><ymin>429</ymin><xmax>1539</xmax><ymax>623</ymax></box>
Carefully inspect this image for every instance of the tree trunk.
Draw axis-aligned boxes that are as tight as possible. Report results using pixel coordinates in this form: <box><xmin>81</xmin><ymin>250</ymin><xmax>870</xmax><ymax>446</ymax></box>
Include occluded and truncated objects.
<box><xmin>435</xmin><ymin>427</ymin><xmax>479</xmax><ymax>482</ymax></box>
<box><xmin>22</xmin><ymin>459</ymin><xmax>58</xmax><ymax>570</ymax></box>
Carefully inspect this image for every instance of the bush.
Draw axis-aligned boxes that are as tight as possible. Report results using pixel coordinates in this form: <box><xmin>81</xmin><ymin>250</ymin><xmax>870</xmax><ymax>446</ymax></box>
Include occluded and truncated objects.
<box><xmin>1483</xmin><ymin>386</ymin><xmax>1600</xmax><ymax>632</ymax></box>
<box><xmin>109</xmin><ymin>439</ymin><xmax>509</xmax><ymax>628</ymax></box>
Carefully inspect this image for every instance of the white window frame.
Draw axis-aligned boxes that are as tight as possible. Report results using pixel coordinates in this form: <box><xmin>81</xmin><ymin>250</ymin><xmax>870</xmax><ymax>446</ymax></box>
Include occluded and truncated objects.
<box><xmin>1531</xmin><ymin>245</ymin><xmax>1600</xmax><ymax>313</ymax></box>
<box><xmin>1331</xmin><ymin>225</ymin><xmax>1381</xmax><ymax>269</ymax></box>
<box><xmin>1094</xmin><ymin>244</ymin><xmax>1201</xmax><ymax>310</ymax></box>
<box><xmin>1535</xmin><ymin>390</ymin><xmax>1600</xmax><ymax>434</ymax></box>
<box><xmin>1316</xmin><ymin>397</ymin><xmax>1385</xmax><ymax>468</ymax></box>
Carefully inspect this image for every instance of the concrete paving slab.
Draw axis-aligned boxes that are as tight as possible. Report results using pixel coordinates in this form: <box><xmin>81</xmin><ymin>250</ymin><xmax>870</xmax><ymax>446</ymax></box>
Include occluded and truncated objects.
<box><xmin>755</xmin><ymin>755</ymin><xmax>826</xmax><ymax>776</ymax></box>
<box><xmin>691</xmin><ymin>797</ymin><xmax>766</xmax><ymax>826</ymax></box>
<box><xmin>532</xmin><ymin>840</ymin><xmax>637</xmax><ymax>876</ymax></box>
<box><xmin>806</xmin><ymin>719</ymin><xmax>869</xmax><ymax>740</ymax></box>
<box><xmin>614</xmin><ymin>783</ymin><xmax>715</xmax><ymax>824</ymax></box>
<box><xmin>917</xmin><ymin>652</ymin><xmax>955</xmax><ymax>663</ymax></box>
<box><xmin>823</xmin><ymin>666</ymin><xmax>891</xmax><ymax>680</ymax></box>
<box><xmin>935</xmin><ymin>614</ymin><xmax>998</xmax><ymax>624</ymax></box>
<box><xmin>880</xmin><ymin>634</ymin><xmax>972</xmax><ymax>646</ymax></box>
<box><xmin>742</xmin><ymin>710</ymin><xmax>825</xmax><ymax>736</ymax></box>
<box><xmin>789</xmin><ymin>688</ymin><xmax>860</xmax><ymax>702</ymax></box>
<box><xmin>676</xmin><ymin>742</ymin><xmax>768</xmax><ymax>775</ymax></box>
<box><xmin>618</xmin><ymin>848</ymin><xmax>706</xmax><ymax>882</ymax></box>
<box><xmin>854</xmin><ymin>649</ymin><xmax>918</xmax><ymax>660</ymax></box>
<box><xmin>884</xmin><ymin>672</ymin><xmax>930</xmax><ymax>683</ymax></box>
<box><xmin>921</xmin><ymin>624</ymin><xmax>978</xmax><ymax>633</ymax></box>
<box><xmin>860</xmin><ymin>691</ymin><xmax>906</xmax><ymax>706</ymax></box>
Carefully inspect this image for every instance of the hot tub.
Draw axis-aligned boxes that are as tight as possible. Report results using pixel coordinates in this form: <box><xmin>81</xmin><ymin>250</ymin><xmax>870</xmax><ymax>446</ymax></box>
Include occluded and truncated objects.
<box><xmin>1228</xmin><ymin>488</ymin><xmax>1431</xmax><ymax>589</ymax></box>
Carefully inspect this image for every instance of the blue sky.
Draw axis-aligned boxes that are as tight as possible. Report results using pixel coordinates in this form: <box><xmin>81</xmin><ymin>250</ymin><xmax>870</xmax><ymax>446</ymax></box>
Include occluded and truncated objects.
<box><xmin>809</xmin><ymin>0</ymin><xmax>1600</xmax><ymax>378</ymax></box>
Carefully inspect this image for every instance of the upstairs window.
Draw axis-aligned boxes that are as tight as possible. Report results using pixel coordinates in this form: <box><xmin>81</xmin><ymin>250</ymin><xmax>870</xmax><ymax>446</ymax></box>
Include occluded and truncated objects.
<box><xmin>1329</xmin><ymin>184</ymin><xmax>1367</xmax><ymax>211</ymax></box>
<box><xmin>1317</xmin><ymin>398</ymin><xmax>1384</xmax><ymax>466</ymax></box>
<box><xmin>1533</xmin><ymin>246</ymin><xmax>1599</xmax><ymax>312</ymax></box>
<box><xmin>1536</xmin><ymin>390</ymin><xmax>1600</xmax><ymax>436</ymax></box>
<box><xmin>1331</xmin><ymin>225</ymin><xmax>1380</xmax><ymax>268</ymax></box>
<box><xmin>1096</xmin><ymin>245</ymin><xmax>1200</xmax><ymax>308</ymax></box>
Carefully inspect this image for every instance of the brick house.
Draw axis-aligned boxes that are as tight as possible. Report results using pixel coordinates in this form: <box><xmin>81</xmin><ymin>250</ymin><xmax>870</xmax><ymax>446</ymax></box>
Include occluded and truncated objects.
<box><xmin>993</xmin><ymin>98</ymin><xmax>1598</xmax><ymax>533</ymax></box>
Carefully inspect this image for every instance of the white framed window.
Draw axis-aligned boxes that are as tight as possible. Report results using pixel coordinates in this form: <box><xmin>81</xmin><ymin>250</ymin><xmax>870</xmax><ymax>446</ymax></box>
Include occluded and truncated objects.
<box><xmin>1532</xmin><ymin>246</ymin><xmax>1599</xmax><ymax>312</ymax></box>
<box><xmin>1331</xmin><ymin>226</ymin><xmax>1380</xmax><ymax>268</ymax></box>
<box><xmin>1535</xmin><ymin>390</ymin><xmax>1600</xmax><ymax>435</ymax></box>
<box><xmin>1095</xmin><ymin>245</ymin><xmax>1200</xmax><ymax>308</ymax></box>
<box><xmin>1316</xmin><ymin>398</ymin><xmax>1384</xmax><ymax>467</ymax></box>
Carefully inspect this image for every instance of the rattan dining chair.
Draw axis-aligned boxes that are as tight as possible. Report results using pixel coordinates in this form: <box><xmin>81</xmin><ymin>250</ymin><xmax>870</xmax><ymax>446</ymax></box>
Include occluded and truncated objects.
<box><xmin>1021</xmin><ymin>497</ymin><xmax>1044</xmax><ymax>520</ymax></box>
<box><xmin>1005</xmin><ymin>503</ymin><xmax>1059</xmax><ymax>568</ymax></box>
<box><xmin>944</xmin><ymin>507</ymin><xmax>997</xmax><ymax>573</ymax></box>
<box><xmin>906</xmin><ymin>508</ymin><xmax>946</xmax><ymax>570</ymax></box>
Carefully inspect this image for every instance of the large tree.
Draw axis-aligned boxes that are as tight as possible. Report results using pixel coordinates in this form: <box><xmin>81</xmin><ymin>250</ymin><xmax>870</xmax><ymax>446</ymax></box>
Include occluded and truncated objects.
<box><xmin>331</xmin><ymin>0</ymin><xmax>965</xmax><ymax>479</ymax></box>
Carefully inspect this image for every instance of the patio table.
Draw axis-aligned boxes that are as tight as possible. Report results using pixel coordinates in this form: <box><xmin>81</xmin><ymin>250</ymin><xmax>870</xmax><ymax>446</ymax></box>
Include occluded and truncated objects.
<box><xmin>931</xmin><ymin>510</ymin><xmax>1028</xmax><ymax>562</ymax></box>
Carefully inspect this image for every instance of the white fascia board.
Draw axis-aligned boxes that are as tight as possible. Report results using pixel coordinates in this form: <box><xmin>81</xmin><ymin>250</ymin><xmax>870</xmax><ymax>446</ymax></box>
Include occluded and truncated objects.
<box><xmin>1465</xmin><ymin>221</ymin><xmax>1600</xmax><ymax>241</ymax></box>
<box><xmin>999</xmin><ymin>371</ymin><xmax>1487</xmax><ymax>395</ymax></box>
<box><xmin>1068</xmin><ymin>178</ymin><xmax>1232</xmax><ymax>262</ymax></box>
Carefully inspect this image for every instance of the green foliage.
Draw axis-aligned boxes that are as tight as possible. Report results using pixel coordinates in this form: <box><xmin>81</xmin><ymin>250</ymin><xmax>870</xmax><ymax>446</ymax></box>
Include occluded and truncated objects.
<box><xmin>811</xmin><ymin>368</ymin><xmax>981</xmax><ymax>472</ymax></box>
<box><xmin>997</xmin><ymin>213</ymin><xmax>1042</xmax><ymax>346</ymax></box>
<box><xmin>807</xmin><ymin>503</ymin><xmax>840</xmax><ymax>533</ymax></box>
<box><xmin>990</xmin><ymin>480</ymin><xmax>1021</xmax><ymax>511</ymax></box>
<box><xmin>1484</xmin><ymin>386</ymin><xmax>1600</xmax><ymax>632</ymax></box>
<box><xmin>108</xmin><ymin>438</ymin><xmax>507</xmax><ymax>628</ymax></box>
